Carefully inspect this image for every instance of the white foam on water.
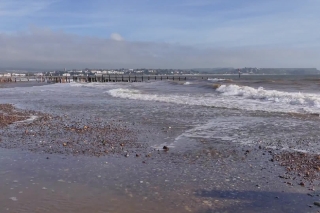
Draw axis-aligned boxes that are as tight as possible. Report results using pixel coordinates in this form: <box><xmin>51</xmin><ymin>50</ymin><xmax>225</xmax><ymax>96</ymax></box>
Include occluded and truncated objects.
<box><xmin>69</xmin><ymin>82</ymin><xmax>120</xmax><ymax>89</ymax></box>
<box><xmin>173</xmin><ymin>117</ymin><xmax>258</xmax><ymax>144</ymax></box>
<box><xmin>14</xmin><ymin>116</ymin><xmax>38</xmax><ymax>124</ymax></box>
<box><xmin>217</xmin><ymin>84</ymin><xmax>320</xmax><ymax>108</ymax></box>
<box><xmin>183</xmin><ymin>82</ymin><xmax>192</xmax><ymax>85</ymax></box>
<box><xmin>208</xmin><ymin>78</ymin><xmax>227</xmax><ymax>82</ymax></box>
<box><xmin>107</xmin><ymin>86</ymin><xmax>320</xmax><ymax>115</ymax></box>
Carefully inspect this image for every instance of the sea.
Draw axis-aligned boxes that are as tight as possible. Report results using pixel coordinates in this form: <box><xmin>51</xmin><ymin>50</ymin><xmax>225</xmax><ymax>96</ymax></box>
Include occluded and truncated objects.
<box><xmin>1</xmin><ymin>74</ymin><xmax>320</xmax><ymax>213</ymax></box>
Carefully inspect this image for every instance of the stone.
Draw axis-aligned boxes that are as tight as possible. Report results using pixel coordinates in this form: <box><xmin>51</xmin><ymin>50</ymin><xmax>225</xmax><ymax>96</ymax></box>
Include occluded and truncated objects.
<box><xmin>9</xmin><ymin>197</ymin><xmax>18</xmax><ymax>201</ymax></box>
<box><xmin>314</xmin><ymin>201</ymin><xmax>320</xmax><ymax>207</ymax></box>
<box><xmin>163</xmin><ymin>146</ymin><xmax>169</xmax><ymax>151</ymax></box>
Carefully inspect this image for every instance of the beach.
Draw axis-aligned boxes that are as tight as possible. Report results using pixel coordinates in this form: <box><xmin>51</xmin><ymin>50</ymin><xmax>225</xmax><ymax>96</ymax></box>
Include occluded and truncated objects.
<box><xmin>1</xmin><ymin>75</ymin><xmax>320</xmax><ymax>213</ymax></box>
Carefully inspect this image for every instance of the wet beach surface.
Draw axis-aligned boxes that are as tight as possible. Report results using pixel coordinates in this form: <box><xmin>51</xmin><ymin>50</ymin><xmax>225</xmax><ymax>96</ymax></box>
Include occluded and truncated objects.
<box><xmin>0</xmin><ymin>104</ymin><xmax>320</xmax><ymax>213</ymax></box>
<box><xmin>1</xmin><ymin>81</ymin><xmax>320</xmax><ymax>212</ymax></box>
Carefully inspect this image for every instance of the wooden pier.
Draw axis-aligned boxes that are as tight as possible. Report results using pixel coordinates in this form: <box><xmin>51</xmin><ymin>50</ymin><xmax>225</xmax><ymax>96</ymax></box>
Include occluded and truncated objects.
<box><xmin>73</xmin><ymin>74</ymin><xmax>215</xmax><ymax>83</ymax></box>
<box><xmin>0</xmin><ymin>74</ymin><xmax>217</xmax><ymax>83</ymax></box>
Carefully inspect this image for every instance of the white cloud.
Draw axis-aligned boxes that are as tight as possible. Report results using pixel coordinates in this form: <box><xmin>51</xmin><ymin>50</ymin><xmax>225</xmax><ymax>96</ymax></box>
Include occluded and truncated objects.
<box><xmin>0</xmin><ymin>28</ymin><xmax>319</xmax><ymax>69</ymax></box>
<box><xmin>110</xmin><ymin>33</ymin><xmax>124</xmax><ymax>41</ymax></box>
<box><xmin>0</xmin><ymin>0</ymin><xmax>58</xmax><ymax>17</ymax></box>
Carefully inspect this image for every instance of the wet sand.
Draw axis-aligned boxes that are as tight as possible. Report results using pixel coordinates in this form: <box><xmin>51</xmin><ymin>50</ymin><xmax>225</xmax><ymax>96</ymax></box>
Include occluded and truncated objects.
<box><xmin>1</xmin><ymin>104</ymin><xmax>320</xmax><ymax>213</ymax></box>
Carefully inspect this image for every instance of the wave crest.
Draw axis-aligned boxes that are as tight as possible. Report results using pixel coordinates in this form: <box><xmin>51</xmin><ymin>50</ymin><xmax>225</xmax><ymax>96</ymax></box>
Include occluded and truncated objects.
<box><xmin>216</xmin><ymin>84</ymin><xmax>320</xmax><ymax>107</ymax></box>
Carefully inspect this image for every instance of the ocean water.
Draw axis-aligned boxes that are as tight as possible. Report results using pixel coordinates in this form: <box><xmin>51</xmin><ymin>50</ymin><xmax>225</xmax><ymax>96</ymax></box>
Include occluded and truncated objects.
<box><xmin>1</xmin><ymin>75</ymin><xmax>320</xmax><ymax>153</ymax></box>
<box><xmin>1</xmin><ymin>75</ymin><xmax>320</xmax><ymax>212</ymax></box>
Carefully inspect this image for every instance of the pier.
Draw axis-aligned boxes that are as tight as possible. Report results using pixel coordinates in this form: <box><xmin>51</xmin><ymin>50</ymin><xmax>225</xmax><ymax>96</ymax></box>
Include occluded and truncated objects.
<box><xmin>0</xmin><ymin>74</ymin><xmax>218</xmax><ymax>83</ymax></box>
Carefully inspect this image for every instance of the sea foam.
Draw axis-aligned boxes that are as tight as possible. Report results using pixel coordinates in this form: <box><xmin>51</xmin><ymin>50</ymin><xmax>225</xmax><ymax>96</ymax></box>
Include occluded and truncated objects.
<box><xmin>107</xmin><ymin>85</ymin><xmax>320</xmax><ymax>115</ymax></box>
<box><xmin>217</xmin><ymin>84</ymin><xmax>320</xmax><ymax>107</ymax></box>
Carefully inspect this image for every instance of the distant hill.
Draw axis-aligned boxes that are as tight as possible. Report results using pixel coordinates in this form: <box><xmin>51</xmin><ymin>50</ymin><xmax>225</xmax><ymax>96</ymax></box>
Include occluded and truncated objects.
<box><xmin>191</xmin><ymin>68</ymin><xmax>320</xmax><ymax>75</ymax></box>
<box><xmin>191</xmin><ymin>68</ymin><xmax>235</xmax><ymax>74</ymax></box>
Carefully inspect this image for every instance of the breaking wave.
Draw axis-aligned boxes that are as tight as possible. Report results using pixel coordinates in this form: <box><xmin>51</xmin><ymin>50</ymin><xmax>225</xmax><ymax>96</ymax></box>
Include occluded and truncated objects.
<box><xmin>107</xmin><ymin>85</ymin><xmax>320</xmax><ymax>115</ymax></box>
<box><xmin>208</xmin><ymin>78</ymin><xmax>227</xmax><ymax>82</ymax></box>
<box><xmin>216</xmin><ymin>84</ymin><xmax>320</xmax><ymax>108</ymax></box>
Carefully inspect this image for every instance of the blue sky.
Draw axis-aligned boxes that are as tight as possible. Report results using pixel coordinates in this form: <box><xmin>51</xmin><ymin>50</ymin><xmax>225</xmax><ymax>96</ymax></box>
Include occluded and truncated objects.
<box><xmin>0</xmin><ymin>0</ymin><xmax>320</xmax><ymax>69</ymax></box>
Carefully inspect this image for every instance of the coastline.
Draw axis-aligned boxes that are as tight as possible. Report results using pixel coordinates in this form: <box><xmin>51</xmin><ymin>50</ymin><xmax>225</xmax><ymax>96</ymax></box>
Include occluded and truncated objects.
<box><xmin>1</xmin><ymin>104</ymin><xmax>320</xmax><ymax>212</ymax></box>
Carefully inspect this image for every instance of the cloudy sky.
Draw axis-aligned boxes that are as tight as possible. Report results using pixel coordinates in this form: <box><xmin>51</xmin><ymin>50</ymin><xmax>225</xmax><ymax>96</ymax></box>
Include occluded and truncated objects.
<box><xmin>0</xmin><ymin>0</ymin><xmax>320</xmax><ymax>69</ymax></box>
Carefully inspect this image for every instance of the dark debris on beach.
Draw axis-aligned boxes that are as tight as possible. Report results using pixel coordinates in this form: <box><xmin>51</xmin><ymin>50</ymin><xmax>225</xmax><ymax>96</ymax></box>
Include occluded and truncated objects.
<box><xmin>0</xmin><ymin>104</ymin><xmax>148</xmax><ymax>157</ymax></box>
<box><xmin>273</xmin><ymin>151</ymin><xmax>320</xmax><ymax>187</ymax></box>
<box><xmin>0</xmin><ymin>104</ymin><xmax>30</xmax><ymax>127</ymax></box>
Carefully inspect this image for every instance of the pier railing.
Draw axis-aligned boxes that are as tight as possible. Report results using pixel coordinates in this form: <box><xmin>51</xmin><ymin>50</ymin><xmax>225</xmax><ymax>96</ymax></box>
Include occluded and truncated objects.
<box><xmin>0</xmin><ymin>74</ymin><xmax>218</xmax><ymax>83</ymax></box>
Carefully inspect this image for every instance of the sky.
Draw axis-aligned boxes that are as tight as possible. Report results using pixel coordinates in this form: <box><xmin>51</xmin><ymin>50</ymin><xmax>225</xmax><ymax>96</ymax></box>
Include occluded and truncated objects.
<box><xmin>0</xmin><ymin>0</ymin><xmax>320</xmax><ymax>69</ymax></box>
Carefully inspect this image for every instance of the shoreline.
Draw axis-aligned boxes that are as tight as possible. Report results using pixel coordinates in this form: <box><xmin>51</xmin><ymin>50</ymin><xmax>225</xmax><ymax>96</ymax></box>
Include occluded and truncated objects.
<box><xmin>1</xmin><ymin>104</ymin><xmax>320</xmax><ymax>212</ymax></box>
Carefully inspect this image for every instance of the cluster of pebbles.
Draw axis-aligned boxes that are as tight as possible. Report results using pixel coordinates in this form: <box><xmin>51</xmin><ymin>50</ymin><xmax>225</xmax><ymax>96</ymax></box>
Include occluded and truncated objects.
<box><xmin>0</xmin><ymin>104</ymin><xmax>30</xmax><ymax>127</ymax></box>
<box><xmin>0</xmin><ymin>104</ymin><xmax>148</xmax><ymax>157</ymax></box>
<box><xmin>273</xmin><ymin>151</ymin><xmax>320</xmax><ymax>186</ymax></box>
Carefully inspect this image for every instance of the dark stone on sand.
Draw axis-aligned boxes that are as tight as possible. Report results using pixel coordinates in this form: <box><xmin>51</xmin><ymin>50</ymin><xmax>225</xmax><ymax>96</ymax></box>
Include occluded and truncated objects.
<box><xmin>136</xmin><ymin>154</ymin><xmax>140</xmax><ymax>157</ymax></box>
<box><xmin>299</xmin><ymin>182</ymin><xmax>305</xmax><ymax>187</ymax></box>
<box><xmin>163</xmin><ymin>146</ymin><xmax>169</xmax><ymax>151</ymax></box>
<box><xmin>46</xmin><ymin>157</ymin><xmax>49</xmax><ymax>159</ymax></box>
<box><xmin>314</xmin><ymin>201</ymin><xmax>320</xmax><ymax>207</ymax></box>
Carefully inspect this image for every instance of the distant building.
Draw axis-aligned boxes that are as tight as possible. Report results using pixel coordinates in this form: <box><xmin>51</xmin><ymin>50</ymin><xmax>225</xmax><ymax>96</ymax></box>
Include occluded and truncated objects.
<box><xmin>12</xmin><ymin>73</ymin><xmax>26</xmax><ymax>76</ymax></box>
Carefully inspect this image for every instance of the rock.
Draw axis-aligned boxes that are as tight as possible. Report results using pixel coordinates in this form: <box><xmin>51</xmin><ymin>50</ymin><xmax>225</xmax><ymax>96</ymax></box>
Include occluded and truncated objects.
<box><xmin>136</xmin><ymin>154</ymin><xmax>140</xmax><ymax>157</ymax></box>
<box><xmin>185</xmin><ymin>206</ymin><xmax>192</xmax><ymax>212</ymax></box>
<box><xmin>299</xmin><ymin>182</ymin><xmax>305</xmax><ymax>187</ymax></box>
<box><xmin>124</xmin><ymin>153</ymin><xmax>129</xmax><ymax>157</ymax></box>
<box><xmin>63</xmin><ymin>143</ymin><xmax>67</xmax><ymax>146</ymax></box>
<box><xmin>46</xmin><ymin>157</ymin><xmax>49</xmax><ymax>159</ymax></box>
<box><xmin>9</xmin><ymin>197</ymin><xmax>18</xmax><ymax>201</ymax></box>
<box><xmin>314</xmin><ymin>201</ymin><xmax>320</xmax><ymax>207</ymax></box>
<box><xmin>163</xmin><ymin>146</ymin><xmax>169</xmax><ymax>151</ymax></box>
